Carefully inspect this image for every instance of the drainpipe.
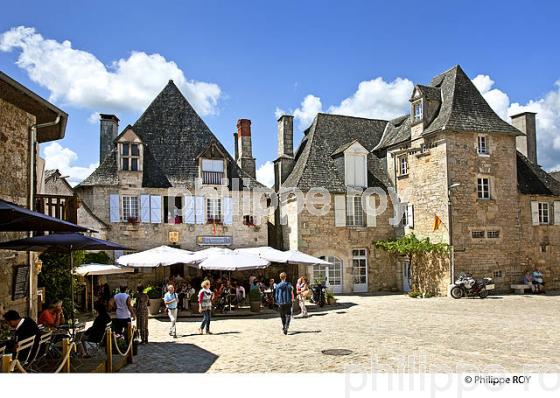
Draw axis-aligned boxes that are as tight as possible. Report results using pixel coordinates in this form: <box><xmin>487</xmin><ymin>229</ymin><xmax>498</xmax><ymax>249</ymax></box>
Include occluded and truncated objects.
<box><xmin>27</xmin><ymin>116</ymin><xmax>62</xmax><ymax>317</ymax></box>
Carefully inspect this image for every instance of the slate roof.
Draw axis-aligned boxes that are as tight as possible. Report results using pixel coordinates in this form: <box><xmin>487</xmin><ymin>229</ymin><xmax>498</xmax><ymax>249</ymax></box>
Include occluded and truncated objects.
<box><xmin>79</xmin><ymin>81</ymin><xmax>264</xmax><ymax>190</ymax></box>
<box><xmin>282</xmin><ymin>113</ymin><xmax>388</xmax><ymax>192</ymax></box>
<box><xmin>373</xmin><ymin>115</ymin><xmax>411</xmax><ymax>151</ymax></box>
<box><xmin>517</xmin><ymin>153</ymin><xmax>560</xmax><ymax>196</ymax></box>
<box><xmin>374</xmin><ymin>65</ymin><xmax>522</xmax><ymax>152</ymax></box>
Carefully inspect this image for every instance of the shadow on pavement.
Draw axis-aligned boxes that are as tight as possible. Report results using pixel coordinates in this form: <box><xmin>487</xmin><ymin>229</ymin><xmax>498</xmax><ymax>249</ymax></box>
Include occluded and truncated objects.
<box><xmin>126</xmin><ymin>342</ymin><xmax>218</xmax><ymax>373</ymax></box>
<box><xmin>288</xmin><ymin>330</ymin><xmax>321</xmax><ymax>335</ymax></box>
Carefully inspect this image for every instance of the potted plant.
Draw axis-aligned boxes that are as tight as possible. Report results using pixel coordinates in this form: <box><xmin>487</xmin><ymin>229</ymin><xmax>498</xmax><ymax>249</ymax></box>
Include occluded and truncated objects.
<box><xmin>326</xmin><ymin>291</ymin><xmax>337</xmax><ymax>305</ymax></box>
<box><xmin>249</xmin><ymin>287</ymin><xmax>262</xmax><ymax>313</ymax></box>
<box><xmin>144</xmin><ymin>286</ymin><xmax>162</xmax><ymax>315</ymax></box>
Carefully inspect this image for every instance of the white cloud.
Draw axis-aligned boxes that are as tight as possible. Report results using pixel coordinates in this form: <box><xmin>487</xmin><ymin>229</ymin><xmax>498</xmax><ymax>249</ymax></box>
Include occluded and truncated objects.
<box><xmin>472</xmin><ymin>75</ymin><xmax>510</xmax><ymax>120</ymax></box>
<box><xmin>274</xmin><ymin>107</ymin><xmax>286</xmax><ymax>120</ymax></box>
<box><xmin>293</xmin><ymin>95</ymin><xmax>323</xmax><ymax>129</ymax></box>
<box><xmin>256</xmin><ymin>161</ymin><xmax>275</xmax><ymax>188</ymax></box>
<box><xmin>279</xmin><ymin>77</ymin><xmax>413</xmax><ymax>129</ymax></box>
<box><xmin>327</xmin><ymin>77</ymin><xmax>414</xmax><ymax>120</ymax></box>
<box><xmin>42</xmin><ymin>142</ymin><xmax>98</xmax><ymax>186</ymax></box>
<box><xmin>0</xmin><ymin>26</ymin><xmax>222</xmax><ymax>116</ymax></box>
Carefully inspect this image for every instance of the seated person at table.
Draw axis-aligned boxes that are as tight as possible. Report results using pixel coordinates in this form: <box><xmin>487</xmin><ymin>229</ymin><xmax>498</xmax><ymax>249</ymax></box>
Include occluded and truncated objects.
<box><xmin>234</xmin><ymin>282</ymin><xmax>246</xmax><ymax>307</ymax></box>
<box><xmin>2</xmin><ymin>310</ymin><xmax>41</xmax><ymax>359</ymax></box>
<box><xmin>78</xmin><ymin>302</ymin><xmax>112</xmax><ymax>357</ymax></box>
<box><xmin>38</xmin><ymin>300</ymin><xmax>65</xmax><ymax>328</ymax></box>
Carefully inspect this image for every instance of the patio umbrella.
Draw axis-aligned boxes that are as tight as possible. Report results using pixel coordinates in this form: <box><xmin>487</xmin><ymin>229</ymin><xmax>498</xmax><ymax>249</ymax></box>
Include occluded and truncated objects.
<box><xmin>186</xmin><ymin>247</ymin><xmax>233</xmax><ymax>264</ymax></box>
<box><xmin>0</xmin><ymin>198</ymin><xmax>91</xmax><ymax>232</ymax></box>
<box><xmin>74</xmin><ymin>263</ymin><xmax>134</xmax><ymax>312</ymax></box>
<box><xmin>117</xmin><ymin>245</ymin><xmax>194</xmax><ymax>268</ymax></box>
<box><xmin>0</xmin><ymin>233</ymin><xmax>129</xmax><ymax>333</ymax></box>
<box><xmin>235</xmin><ymin>247</ymin><xmax>331</xmax><ymax>265</ymax></box>
<box><xmin>198</xmin><ymin>252</ymin><xmax>270</xmax><ymax>271</ymax></box>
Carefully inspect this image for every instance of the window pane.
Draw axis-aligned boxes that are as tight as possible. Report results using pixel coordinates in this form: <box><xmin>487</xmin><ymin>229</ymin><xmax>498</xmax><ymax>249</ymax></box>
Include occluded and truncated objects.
<box><xmin>122</xmin><ymin>158</ymin><xmax>129</xmax><ymax>171</ymax></box>
<box><xmin>131</xmin><ymin>144</ymin><xmax>139</xmax><ymax>156</ymax></box>
<box><xmin>121</xmin><ymin>143</ymin><xmax>129</xmax><ymax>156</ymax></box>
<box><xmin>131</xmin><ymin>158</ymin><xmax>138</xmax><ymax>171</ymax></box>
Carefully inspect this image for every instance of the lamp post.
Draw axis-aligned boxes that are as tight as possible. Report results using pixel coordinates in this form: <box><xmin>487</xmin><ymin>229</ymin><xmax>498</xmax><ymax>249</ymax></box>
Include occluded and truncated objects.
<box><xmin>448</xmin><ymin>183</ymin><xmax>461</xmax><ymax>286</ymax></box>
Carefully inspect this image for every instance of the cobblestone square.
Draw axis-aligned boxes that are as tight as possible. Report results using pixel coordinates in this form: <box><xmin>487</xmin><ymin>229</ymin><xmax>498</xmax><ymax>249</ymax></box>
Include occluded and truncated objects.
<box><xmin>122</xmin><ymin>294</ymin><xmax>560</xmax><ymax>373</ymax></box>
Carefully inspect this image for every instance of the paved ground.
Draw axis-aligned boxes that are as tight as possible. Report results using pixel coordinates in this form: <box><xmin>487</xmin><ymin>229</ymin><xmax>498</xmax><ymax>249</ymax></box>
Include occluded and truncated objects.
<box><xmin>121</xmin><ymin>294</ymin><xmax>560</xmax><ymax>373</ymax></box>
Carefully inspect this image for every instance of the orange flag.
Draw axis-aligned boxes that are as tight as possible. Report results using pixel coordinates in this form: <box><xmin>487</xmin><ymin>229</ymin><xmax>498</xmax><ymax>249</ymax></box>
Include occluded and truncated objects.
<box><xmin>433</xmin><ymin>215</ymin><xmax>442</xmax><ymax>231</ymax></box>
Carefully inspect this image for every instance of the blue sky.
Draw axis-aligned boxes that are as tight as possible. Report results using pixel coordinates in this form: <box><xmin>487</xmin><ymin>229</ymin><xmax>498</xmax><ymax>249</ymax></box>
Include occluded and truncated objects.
<box><xmin>1</xmin><ymin>0</ymin><xmax>560</xmax><ymax>185</ymax></box>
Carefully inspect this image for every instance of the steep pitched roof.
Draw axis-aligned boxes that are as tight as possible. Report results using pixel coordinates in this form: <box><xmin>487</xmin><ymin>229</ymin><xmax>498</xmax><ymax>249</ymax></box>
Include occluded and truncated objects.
<box><xmin>78</xmin><ymin>81</ymin><xmax>264</xmax><ymax>190</ymax></box>
<box><xmin>374</xmin><ymin>65</ymin><xmax>522</xmax><ymax>152</ymax></box>
<box><xmin>282</xmin><ymin>113</ymin><xmax>388</xmax><ymax>192</ymax></box>
<box><xmin>517</xmin><ymin>153</ymin><xmax>560</xmax><ymax>196</ymax></box>
<box><xmin>424</xmin><ymin>65</ymin><xmax>521</xmax><ymax>135</ymax></box>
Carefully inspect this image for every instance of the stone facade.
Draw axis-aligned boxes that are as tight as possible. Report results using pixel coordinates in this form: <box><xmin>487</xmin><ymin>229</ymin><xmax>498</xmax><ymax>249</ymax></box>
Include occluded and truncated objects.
<box><xmin>0</xmin><ymin>98</ymin><xmax>38</xmax><ymax>316</ymax></box>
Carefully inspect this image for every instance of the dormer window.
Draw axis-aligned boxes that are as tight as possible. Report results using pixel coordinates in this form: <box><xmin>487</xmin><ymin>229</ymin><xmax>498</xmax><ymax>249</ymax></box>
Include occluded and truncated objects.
<box><xmin>121</xmin><ymin>142</ymin><xmax>141</xmax><ymax>171</ymax></box>
<box><xmin>202</xmin><ymin>159</ymin><xmax>225</xmax><ymax>185</ymax></box>
<box><xmin>413</xmin><ymin>101</ymin><xmax>423</xmax><ymax>123</ymax></box>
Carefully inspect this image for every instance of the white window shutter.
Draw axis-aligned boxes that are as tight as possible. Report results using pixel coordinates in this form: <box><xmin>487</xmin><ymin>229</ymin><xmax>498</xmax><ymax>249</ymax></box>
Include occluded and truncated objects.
<box><xmin>366</xmin><ymin>195</ymin><xmax>376</xmax><ymax>227</ymax></box>
<box><xmin>150</xmin><ymin>195</ymin><xmax>161</xmax><ymax>223</ymax></box>
<box><xmin>554</xmin><ymin>201</ymin><xmax>560</xmax><ymax>225</ymax></box>
<box><xmin>356</xmin><ymin>156</ymin><xmax>366</xmax><ymax>187</ymax></box>
<box><xmin>345</xmin><ymin>155</ymin><xmax>355</xmax><ymax>186</ymax></box>
<box><xmin>223</xmin><ymin>197</ymin><xmax>233</xmax><ymax>225</ymax></box>
<box><xmin>140</xmin><ymin>194</ymin><xmax>150</xmax><ymax>223</ymax></box>
<box><xmin>195</xmin><ymin>196</ymin><xmax>205</xmax><ymax>224</ymax></box>
<box><xmin>184</xmin><ymin>195</ymin><xmax>195</xmax><ymax>224</ymax></box>
<box><xmin>531</xmin><ymin>201</ymin><xmax>539</xmax><ymax>225</ymax></box>
<box><xmin>407</xmin><ymin>203</ymin><xmax>414</xmax><ymax>228</ymax></box>
<box><xmin>109</xmin><ymin>194</ymin><xmax>120</xmax><ymax>223</ymax></box>
<box><xmin>334</xmin><ymin>195</ymin><xmax>346</xmax><ymax>227</ymax></box>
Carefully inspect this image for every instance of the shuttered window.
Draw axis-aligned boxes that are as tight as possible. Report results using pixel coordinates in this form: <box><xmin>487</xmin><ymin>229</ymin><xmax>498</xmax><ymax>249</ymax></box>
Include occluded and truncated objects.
<box><xmin>346</xmin><ymin>196</ymin><xmax>365</xmax><ymax>227</ymax></box>
<box><xmin>345</xmin><ymin>154</ymin><xmax>367</xmax><ymax>187</ymax></box>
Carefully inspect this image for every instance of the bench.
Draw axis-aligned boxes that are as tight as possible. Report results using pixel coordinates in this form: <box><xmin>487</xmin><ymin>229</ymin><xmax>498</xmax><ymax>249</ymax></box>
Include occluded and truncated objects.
<box><xmin>511</xmin><ymin>284</ymin><xmax>530</xmax><ymax>294</ymax></box>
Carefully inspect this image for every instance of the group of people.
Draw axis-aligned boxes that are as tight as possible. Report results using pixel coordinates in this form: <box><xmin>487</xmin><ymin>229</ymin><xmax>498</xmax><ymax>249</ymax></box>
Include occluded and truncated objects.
<box><xmin>523</xmin><ymin>270</ymin><xmax>545</xmax><ymax>293</ymax></box>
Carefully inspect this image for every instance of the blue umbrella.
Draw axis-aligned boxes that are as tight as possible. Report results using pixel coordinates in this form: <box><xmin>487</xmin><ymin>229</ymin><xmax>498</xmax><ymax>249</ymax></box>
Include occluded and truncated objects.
<box><xmin>0</xmin><ymin>199</ymin><xmax>91</xmax><ymax>232</ymax></box>
<box><xmin>0</xmin><ymin>233</ymin><xmax>129</xmax><ymax>334</ymax></box>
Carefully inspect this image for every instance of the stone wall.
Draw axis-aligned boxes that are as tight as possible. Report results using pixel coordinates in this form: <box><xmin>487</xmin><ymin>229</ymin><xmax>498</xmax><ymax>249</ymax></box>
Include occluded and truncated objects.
<box><xmin>283</xmin><ymin>194</ymin><xmax>399</xmax><ymax>293</ymax></box>
<box><xmin>0</xmin><ymin>98</ymin><xmax>36</xmax><ymax>316</ymax></box>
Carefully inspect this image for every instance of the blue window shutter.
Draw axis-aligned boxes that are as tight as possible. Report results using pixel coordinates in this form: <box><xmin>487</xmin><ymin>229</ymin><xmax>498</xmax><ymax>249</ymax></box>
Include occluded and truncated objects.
<box><xmin>109</xmin><ymin>194</ymin><xmax>120</xmax><ymax>223</ymax></box>
<box><xmin>140</xmin><ymin>194</ymin><xmax>150</xmax><ymax>223</ymax></box>
<box><xmin>184</xmin><ymin>195</ymin><xmax>195</xmax><ymax>224</ymax></box>
<box><xmin>195</xmin><ymin>196</ymin><xmax>205</xmax><ymax>224</ymax></box>
<box><xmin>150</xmin><ymin>195</ymin><xmax>161</xmax><ymax>223</ymax></box>
<box><xmin>224</xmin><ymin>197</ymin><xmax>233</xmax><ymax>225</ymax></box>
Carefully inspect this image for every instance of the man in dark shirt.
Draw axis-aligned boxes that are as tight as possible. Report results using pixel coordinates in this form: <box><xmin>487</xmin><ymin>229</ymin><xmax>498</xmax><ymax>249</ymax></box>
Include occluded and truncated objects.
<box><xmin>3</xmin><ymin>310</ymin><xmax>41</xmax><ymax>360</ymax></box>
<box><xmin>274</xmin><ymin>272</ymin><xmax>294</xmax><ymax>335</ymax></box>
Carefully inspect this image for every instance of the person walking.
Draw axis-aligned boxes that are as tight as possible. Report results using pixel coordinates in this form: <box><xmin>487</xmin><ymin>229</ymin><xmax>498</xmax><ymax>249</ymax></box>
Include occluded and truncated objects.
<box><xmin>110</xmin><ymin>285</ymin><xmax>136</xmax><ymax>336</ymax></box>
<box><xmin>274</xmin><ymin>272</ymin><xmax>294</xmax><ymax>335</ymax></box>
<box><xmin>295</xmin><ymin>276</ymin><xmax>310</xmax><ymax>318</ymax></box>
<box><xmin>198</xmin><ymin>280</ymin><xmax>213</xmax><ymax>335</ymax></box>
<box><xmin>135</xmin><ymin>285</ymin><xmax>150</xmax><ymax>344</ymax></box>
<box><xmin>164</xmin><ymin>284</ymin><xmax>179</xmax><ymax>338</ymax></box>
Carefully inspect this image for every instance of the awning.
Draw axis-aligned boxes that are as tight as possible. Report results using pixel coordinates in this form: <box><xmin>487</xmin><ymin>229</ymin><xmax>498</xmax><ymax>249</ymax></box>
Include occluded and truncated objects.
<box><xmin>0</xmin><ymin>198</ymin><xmax>91</xmax><ymax>232</ymax></box>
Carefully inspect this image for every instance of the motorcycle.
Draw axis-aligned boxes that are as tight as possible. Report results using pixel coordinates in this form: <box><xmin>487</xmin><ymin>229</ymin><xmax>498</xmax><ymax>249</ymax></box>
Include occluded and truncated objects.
<box><xmin>450</xmin><ymin>273</ymin><xmax>493</xmax><ymax>299</ymax></box>
<box><xmin>311</xmin><ymin>282</ymin><xmax>327</xmax><ymax>307</ymax></box>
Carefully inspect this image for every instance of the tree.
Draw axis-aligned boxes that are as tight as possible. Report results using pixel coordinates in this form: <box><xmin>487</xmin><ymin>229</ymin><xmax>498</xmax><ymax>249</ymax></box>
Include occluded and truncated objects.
<box><xmin>375</xmin><ymin>234</ymin><xmax>449</xmax><ymax>297</ymax></box>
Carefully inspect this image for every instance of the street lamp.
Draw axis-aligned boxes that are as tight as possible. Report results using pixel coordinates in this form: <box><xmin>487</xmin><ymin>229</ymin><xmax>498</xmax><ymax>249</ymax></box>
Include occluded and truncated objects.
<box><xmin>448</xmin><ymin>182</ymin><xmax>461</xmax><ymax>287</ymax></box>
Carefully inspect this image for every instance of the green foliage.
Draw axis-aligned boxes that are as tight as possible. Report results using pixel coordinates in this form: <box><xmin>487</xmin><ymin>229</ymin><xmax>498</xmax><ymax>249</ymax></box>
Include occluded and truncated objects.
<box><xmin>143</xmin><ymin>286</ymin><xmax>162</xmax><ymax>299</ymax></box>
<box><xmin>84</xmin><ymin>251</ymin><xmax>112</xmax><ymax>265</ymax></box>
<box><xmin>38</xmin><ymin>251</ymin><xmax>86</xmax><ymax>317</ymax></box>
<box><xmin>375</xmin><ymin>233</ymin><xmax>449</xmax><ymax>257</ymax></box>
<box><xmin>375</xmin><ymin>234</ymin><xmax>449</xmax><ymax>297</ymax></box>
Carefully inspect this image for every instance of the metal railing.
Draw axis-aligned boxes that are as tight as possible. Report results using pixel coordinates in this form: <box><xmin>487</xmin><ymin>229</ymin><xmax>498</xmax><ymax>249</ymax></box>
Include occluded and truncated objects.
<box><xmin>202</xmin><ymin>171</ymin><xmax>224</xmax><ymax>185</ymax></box>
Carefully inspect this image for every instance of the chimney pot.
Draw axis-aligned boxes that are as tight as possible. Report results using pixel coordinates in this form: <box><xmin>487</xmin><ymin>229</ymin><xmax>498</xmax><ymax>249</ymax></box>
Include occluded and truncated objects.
<box><xmin>99</xmin><ymin>114</ymin><xmax>119</xmax><ymax>163</ymax></box>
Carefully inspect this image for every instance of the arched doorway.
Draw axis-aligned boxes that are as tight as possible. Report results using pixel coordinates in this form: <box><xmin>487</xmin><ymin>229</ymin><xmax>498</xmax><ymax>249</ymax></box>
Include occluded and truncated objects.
<box><xmin>316</xmin><ymin>256</ymin><xmax>343</xmax><ymax>293</ymax></box>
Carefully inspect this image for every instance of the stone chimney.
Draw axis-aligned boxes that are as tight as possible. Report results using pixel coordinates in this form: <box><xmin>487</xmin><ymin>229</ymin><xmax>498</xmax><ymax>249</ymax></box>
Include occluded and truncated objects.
<box><xmin>274</xmin><ymin>115</ymin><xmax>295</xmax><ymax>190</ymax></box>
<box><xmin>99</xmin><ymin>114</ymin><xmax>119</xmax><ymax>163</ymax></box>
<box><xmin>512</xmin><ymin>112</ymin><xmax>537</xmax><ymax>164</ymax></box>
<box><xmin>236</xmin><ymin>119</ymin><xmax>256</xmax><ymax>178</ymax></box>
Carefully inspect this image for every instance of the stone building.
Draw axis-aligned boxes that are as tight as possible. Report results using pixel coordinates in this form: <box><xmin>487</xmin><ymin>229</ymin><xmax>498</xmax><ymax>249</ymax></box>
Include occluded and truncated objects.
<box><xmin>272</xmin><ymin>114</ymin><xmax>399</xmax><ymax>293</ymax></box>
<box><xmin>0</xmin><ymin>71</ymin><xmax>68</xmax><ymax>317</ymax></box>
<box><xmin>275</xmin><ymin>65</ymin><xmax>560</xmax><ymax>294</ymax></box>
<box><xmin>372</xmin><ymin>65</ymin><xmax>560</xmax><ymax>293</ymax></box>
<box><xmin>75</xmin><ymin>80</ymin><xmax>269</xmax><ymax>285</ymax></box>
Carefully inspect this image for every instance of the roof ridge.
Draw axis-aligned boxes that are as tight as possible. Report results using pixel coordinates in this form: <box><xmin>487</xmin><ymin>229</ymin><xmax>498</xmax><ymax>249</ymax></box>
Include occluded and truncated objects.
<box><xmin>318</xmin><ymin>112</ymin><xmax>388</xmax><ymax>123</ymax></box>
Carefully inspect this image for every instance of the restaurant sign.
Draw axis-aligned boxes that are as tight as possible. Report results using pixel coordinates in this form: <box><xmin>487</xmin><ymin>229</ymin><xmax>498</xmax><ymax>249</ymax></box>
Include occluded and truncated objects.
<box><xmin>196</xmin><ymin>235</ymin><xmax>233</xmax><ymax>246</ymax></box>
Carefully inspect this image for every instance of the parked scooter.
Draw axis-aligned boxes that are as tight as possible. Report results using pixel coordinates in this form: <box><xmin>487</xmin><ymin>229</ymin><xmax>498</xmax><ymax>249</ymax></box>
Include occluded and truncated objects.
<box><xmin>450</xmin><ymin>273</ymin><xmax>493</xmax><ymax>299</ymax></box>
<box><xmin>311</xmin><ymin>282</ymin><xmax>327</xmax><ymax>307</ymax></box>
